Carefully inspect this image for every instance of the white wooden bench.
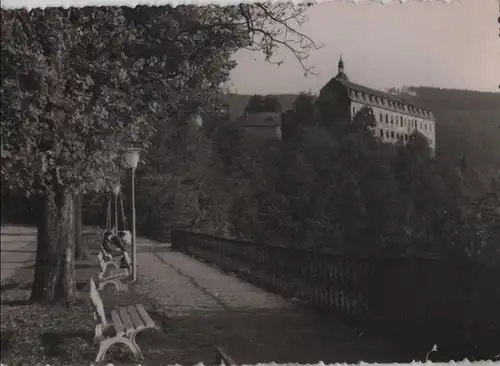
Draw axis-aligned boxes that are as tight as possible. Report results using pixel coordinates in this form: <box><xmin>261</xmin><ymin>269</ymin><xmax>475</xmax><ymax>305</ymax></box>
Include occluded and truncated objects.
<box><xmin>97</xmin><ymin>250</ymin><xmax>132</xmax><ymax>292</ymax></box>
<box><xmin>89</xmin><ymin>277</ymin><xmax>159</xmax><ymax>364</ymax></box>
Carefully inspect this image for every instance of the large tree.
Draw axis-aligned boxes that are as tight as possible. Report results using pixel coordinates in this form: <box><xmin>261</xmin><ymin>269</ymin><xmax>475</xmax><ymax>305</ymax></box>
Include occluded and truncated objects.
<box><xmin>1</xmin><ymin>8</ymin><xmax>155</xmax><ymax>302</ymax></box>
<box><xmin>1</xmin><ymin>5</ymin><xmax>319</xmax><ymax>302</ymax></box>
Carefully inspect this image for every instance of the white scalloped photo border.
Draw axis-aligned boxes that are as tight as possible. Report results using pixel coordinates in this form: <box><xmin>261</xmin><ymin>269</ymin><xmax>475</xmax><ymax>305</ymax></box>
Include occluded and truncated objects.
<box><xmin>2</xmin><ymin>362</ymin><xmax>500</xmax><ymax>366</ymax></box>
<box><xmin>2</xmin><ymin>363</ymin><xmax>500</xmax><ymax>366</ymax></box>
<box><xmin>0</xmin><ymin>0</ymin><xmax>461</xmax><ymax>10</ymax></box>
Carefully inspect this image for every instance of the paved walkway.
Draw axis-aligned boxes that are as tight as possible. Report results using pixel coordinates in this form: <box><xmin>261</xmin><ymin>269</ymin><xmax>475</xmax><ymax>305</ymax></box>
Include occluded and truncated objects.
<box><xmin>0</xmin><ymin>226</ymin><xmax>419</xmax><ymax>364</ymax></box>
<box><xmin>134</xmin><ymin>249</ymin><xmax>419</xmax><ymax>364</ymax></box>
<box><xmin>138</xmin><ymin>251</ymin><xmax>289</xmax><ymax>315</ymax></box>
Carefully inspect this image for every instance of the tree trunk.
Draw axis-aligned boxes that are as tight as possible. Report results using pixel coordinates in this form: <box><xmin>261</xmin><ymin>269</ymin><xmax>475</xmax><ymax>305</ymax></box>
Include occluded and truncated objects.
<box><xmin>74</xmin><ymin>192</ymin><xmax>85</xmax><ymax>259</ymax></box>
<box><xmin>30</xmin><ymin>189</ymin><xmax>77</xmax><ymax>303</ymax></box>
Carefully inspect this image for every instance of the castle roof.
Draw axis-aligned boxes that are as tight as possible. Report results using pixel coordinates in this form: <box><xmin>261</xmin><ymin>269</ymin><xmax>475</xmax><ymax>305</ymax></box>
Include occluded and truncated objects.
<box><xmin>327</xmin><ymin>78</ymin><xmax>435</xmax><ymax>121</ymax></box>
<box><xmin>323</xmin><ymin>55</ymin><xmax>435</xmax><ymax>121</ymax></box>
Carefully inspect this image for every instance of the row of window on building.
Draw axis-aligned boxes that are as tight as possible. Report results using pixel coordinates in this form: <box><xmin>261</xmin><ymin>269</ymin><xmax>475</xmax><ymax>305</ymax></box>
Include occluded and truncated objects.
<box><xmin>379</xmin><ymin>129</ymin><xmax>409</xmax><ymax>143</ymax></box>
<box><xmin>352</xmin><ymin>106</ymin><xmax>433</xmax><ymax>133</ymax></box>
<box><xmin>349</xmin><ymin>90</ymin><xmax>431</xmax><ymax>118</ymax></box>
<box><xmin>378</xmin><ymin>128</ymin><xmax>433</xmax><ymax>147</ymax></box>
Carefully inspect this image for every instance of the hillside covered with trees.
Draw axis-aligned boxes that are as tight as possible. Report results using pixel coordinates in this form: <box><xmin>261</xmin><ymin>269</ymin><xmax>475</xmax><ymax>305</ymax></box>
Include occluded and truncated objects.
<box><xmin>410</xmin><ymin>87</ymin><xmax>500</xmax><ymax>188</ymax></box>
<box><xmin>225</xmin><ymin>88</ymin><xmax>500</xmax><ymax>187</ymax></box>
<box><xmin>69</xmin><ymin>87</ymin><xmax>499</xmax><ymax>265</ymax></box>
<box><xmin>124</xmin><ymin>88</ymin><xmax>499</xmax><ymax>264</ymax></box>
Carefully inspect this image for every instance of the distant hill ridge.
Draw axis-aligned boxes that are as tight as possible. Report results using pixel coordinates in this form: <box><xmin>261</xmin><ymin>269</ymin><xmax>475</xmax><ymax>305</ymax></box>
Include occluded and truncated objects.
<box><xmin>225</xmin><ymin>88</ymin><xmax>500</xmax><ymax>117</ymax></box>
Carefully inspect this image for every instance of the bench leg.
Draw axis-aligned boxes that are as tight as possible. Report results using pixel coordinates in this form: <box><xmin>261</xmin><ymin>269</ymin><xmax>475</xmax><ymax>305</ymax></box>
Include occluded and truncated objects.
<box><xmin>130</xmin><ymin>331</ymin><xmax>144</xmax><ymax>361</ymax></box>
<box><xmin>128</xmin><ymin>325</ymin><xmax>162</xmax><ymax>361</ymax></box>
<box><xmin>98</xmin><ymin>278</ymin><xmax>122</xmax><ymax>293</ymax></box>
<box><xmin>95</xmin><ymin>336</ymin><xmax>142</xmax><ymax>364</ymax></box>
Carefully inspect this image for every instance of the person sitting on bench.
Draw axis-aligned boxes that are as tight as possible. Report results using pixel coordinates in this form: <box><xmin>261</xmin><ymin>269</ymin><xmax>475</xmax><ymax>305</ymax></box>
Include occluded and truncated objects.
<box><xmin>102</xmin><ymin>230</ymin><xmax>130</xmax><ymax>269</ymax></box>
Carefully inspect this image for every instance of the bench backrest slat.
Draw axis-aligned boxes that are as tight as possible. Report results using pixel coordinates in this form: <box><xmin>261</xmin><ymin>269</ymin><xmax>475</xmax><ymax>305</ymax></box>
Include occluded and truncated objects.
<box><xmin>89</xmin><ymin>278</ymin><xmax>107</xmax><ymax>325</ymax></box>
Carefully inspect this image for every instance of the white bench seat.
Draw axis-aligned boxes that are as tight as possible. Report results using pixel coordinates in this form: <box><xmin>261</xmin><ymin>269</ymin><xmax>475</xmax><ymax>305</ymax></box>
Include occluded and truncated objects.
<box><xmin>90</xmin><ymin>278</ymin><xmax>159</xmax><ymax>364</ymax></box>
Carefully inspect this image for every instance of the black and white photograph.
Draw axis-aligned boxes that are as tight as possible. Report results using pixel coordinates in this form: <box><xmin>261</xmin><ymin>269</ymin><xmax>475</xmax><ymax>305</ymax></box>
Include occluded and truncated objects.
<box><xmin>1</xmin><ymin>0</ymin><xmax>499</xmax><ymax>365</ymax></box>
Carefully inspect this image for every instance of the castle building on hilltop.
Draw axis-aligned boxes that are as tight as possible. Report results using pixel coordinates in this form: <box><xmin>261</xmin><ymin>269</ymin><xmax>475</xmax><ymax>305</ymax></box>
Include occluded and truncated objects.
<box><xmin>318</xmin><ymin>56</ymin><xmax>436</xmax><ymax>151</ymax></box>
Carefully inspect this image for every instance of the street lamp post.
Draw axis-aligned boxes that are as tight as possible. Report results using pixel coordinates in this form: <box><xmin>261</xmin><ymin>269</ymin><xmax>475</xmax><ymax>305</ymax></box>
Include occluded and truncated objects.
<box><xmin>123</xmin><ymin>148</ymin><xmax>141</xmax><ymax>282</ymax></box>
<box><xmin>113</xmin><ymin>184</ymin><xmax>120</xmax><ymax>232</ymax></box>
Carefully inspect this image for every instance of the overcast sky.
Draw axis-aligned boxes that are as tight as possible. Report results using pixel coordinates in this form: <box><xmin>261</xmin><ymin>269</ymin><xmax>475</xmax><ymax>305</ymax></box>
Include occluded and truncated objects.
<box><xmin>229</xmin><ymin>0</ymin><xmax>499</xmax><ymax>95</ymax></box>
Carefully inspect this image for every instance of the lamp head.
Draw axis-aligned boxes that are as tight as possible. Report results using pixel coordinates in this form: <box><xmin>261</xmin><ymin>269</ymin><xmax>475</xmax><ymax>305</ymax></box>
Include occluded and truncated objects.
<box><xmin>123</xmin><ymin>148</ymin><xmax>142</xmax><ymax>170</ymax></box>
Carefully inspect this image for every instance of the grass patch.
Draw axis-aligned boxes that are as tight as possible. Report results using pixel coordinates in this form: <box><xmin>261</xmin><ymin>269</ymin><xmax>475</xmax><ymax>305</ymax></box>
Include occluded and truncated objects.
<box><xmin>0</xmin><ymin>276</ymin><xmax>164</xmax><ymax>365</ymax></box>
<box><xmin>0</xmin><ymin>276</ymin><xmax>96</xmax><ymax>366</ymax></box>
